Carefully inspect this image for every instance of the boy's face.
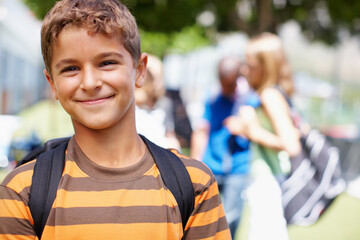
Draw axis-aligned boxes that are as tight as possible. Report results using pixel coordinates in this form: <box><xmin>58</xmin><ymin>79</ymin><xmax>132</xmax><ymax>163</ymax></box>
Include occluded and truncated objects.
<box><xmin>220</xmin><ymin>71</ymin><xmax>238</xmax><ymax>97</ymax></box>
<box><xmin>45</xmin><ymin>26</ymin><xmax>147</xmax><ymax>131</ymax></box>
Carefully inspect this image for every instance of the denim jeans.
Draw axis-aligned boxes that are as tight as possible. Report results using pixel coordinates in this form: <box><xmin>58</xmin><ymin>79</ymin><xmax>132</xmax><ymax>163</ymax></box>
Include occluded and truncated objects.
<box><xmin>215</xmin><ymin>174</ymin><xmax>249</xmax><ymax>238</ymax></box>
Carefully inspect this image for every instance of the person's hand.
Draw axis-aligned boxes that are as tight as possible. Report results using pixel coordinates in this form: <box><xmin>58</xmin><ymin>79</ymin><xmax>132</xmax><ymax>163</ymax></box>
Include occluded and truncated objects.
<box><xmin>224</xmin><ymin>115</ymin><xmax>245</xmax><ymax>136</ymax></box>
<box><xmin>224</xmin><ymin>106</ymin><xmax>258</xmax><ymax>139</ymax></box>
<box><xmin>238</xmin><ymin>105</ymin><xmax>258</xmax><ymax>124</ymax></box>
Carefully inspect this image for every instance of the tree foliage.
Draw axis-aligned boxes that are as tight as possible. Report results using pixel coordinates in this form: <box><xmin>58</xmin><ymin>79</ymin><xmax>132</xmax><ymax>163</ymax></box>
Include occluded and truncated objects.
<box><xmin>23</xmin><ymin>0</ymin><xmax>360</xmax><ymax>46</ymax></box>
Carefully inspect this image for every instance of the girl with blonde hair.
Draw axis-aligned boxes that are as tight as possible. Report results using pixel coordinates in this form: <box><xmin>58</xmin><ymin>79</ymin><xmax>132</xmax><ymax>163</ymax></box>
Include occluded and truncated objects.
<box><xmin>225</xmin><ymin>32</ymin><xmax>301</xmax><ymax>239</ymax></box>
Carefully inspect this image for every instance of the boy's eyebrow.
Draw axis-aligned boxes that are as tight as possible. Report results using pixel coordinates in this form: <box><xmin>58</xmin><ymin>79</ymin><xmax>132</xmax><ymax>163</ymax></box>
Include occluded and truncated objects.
<box><xmin>54</xmin><ymin>52</ymin><xmax>125</xmax><ymax>70</ymax></box>
<box><xmin>97</xmin><ymin>52</ymin><xmax>125</xmax><ymax>60</ymax></box>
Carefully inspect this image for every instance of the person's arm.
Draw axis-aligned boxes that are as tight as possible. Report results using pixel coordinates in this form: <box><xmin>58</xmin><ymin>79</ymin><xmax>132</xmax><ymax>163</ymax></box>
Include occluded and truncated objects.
<box><xmin>190</xmin><ymin>100</ymin><xmax>211</xmax><ymax>160</ymax></box>
<box><xmin>190</xmin><ymin>122</ymin><xmax>210</xmax><ymax>160</ymax></box>
<box><xmin>183</xmin><ymin>165</ymin><xmax>231</xmax><ymax>239</ymax></box>
<box><xmin>259</xmin><ymin>88</ymin><xmax>301</xmax><ymax>156</ymax></box>
<box><xmin>0</xmin><ymin>184</ymin><xmax>36</xmax><ymax>240</ymax></box>
<box><xmin>225</xmin><ymin>88</ymin><xmax>301</xmax><ymax>157</ymax></box>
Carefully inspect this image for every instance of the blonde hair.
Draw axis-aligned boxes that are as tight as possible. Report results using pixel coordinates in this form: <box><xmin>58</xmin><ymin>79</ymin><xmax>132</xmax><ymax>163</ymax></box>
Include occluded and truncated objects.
<box><xmin>246</xmin><ymin>32</ymin><xmax>294</xmax><ymax>96</ymax></box>
<box><xmin>41</xmin><ymin>0</ymin><xmax>141</xmax><ymax>76</ymax></box>
<box><xmin>135</xmin><ymin>55</ymin><xmax>165</xmax><ymax>108</ymax></box>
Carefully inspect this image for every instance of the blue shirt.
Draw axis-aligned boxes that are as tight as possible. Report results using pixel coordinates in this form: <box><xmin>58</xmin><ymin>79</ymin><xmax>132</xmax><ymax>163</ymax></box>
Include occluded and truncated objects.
<box><xmin>202</xmin><ymin>92</ymin><xmax>260</xmax><ymax>175</ymax></box>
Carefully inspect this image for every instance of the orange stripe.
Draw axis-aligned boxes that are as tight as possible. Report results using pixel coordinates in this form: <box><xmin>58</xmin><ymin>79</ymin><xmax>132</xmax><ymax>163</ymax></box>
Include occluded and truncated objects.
<box><xmin>187</xmin><ymin>166</ymin><xmax>211</xmax><ymax>185</ymax></box>
<box><xmin>55</xmin><ymin>188</ymin><xmax>177</xmax><ymax>208</ymax></box>
<box><xmin>63</xmin><ymin>161</ymin><xmax>88</xmax><ymax>177</ymax></box>
<box><xmin>43</xmin><ymin>222</ymin><xmax>183</xmax><ymax>239</ymax></box>
<box><xmin>0</xmin><ymin>234</ymin><xmax>37</xmax><ymax>240</ymax></box>
<box><xmin>65</xmin><ymin>161</ymin><xmax>160</xmax><ymax>178</ymax></box>
<box><xmin>194</xmin><ymin>181</ymin><xmax>219</xmax><ymax>204</ymax></box>
<box><xmin>6</xmin><ymin>171</ymin><xmax>33</xmax><ymax>192</ymax></box>
<box><xmin>0</xmin><ymin>199</ymin><xmax>32</xmax><ymax>222</ymax></box>
<box><xmin>187</xmin><ymin>205</ymin><xmax>226</xmax><ymax>228</ymax></box>
<box><xmin>143</xmin><ymin>164</ymin><xmax>160</xmax><ymax>177</ymax></box>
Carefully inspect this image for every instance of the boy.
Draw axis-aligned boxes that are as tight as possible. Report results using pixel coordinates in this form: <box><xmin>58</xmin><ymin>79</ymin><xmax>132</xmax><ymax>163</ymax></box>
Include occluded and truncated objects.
<box><xmin>191</xmin><ymin>56</ymin><xmax>259</xmax><ymax>238</ymax></box>
<box><xmin>0</xmin><ymin>0</ymin><xmax>230</xmax><ymax>239</ymax></box>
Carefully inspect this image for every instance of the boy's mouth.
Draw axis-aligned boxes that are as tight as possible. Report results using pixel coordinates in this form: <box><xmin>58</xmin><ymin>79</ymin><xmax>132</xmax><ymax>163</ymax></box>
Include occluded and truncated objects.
<box><xmin>77</xmin><ymin>95</ymin><xmax>115</xmax><ymax>105</ymax></box>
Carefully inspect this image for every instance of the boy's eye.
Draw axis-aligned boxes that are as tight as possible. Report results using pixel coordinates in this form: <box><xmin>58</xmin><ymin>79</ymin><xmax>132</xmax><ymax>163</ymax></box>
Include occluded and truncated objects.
<box><xmin>61</xmin><ymin>66</ymin><xmax>79</xmax><ymax>73</ymax></box>
<box><xmin>99</xmin><ymin>61</ymin><xmax>117</xmax><ymax>68</ymax></box>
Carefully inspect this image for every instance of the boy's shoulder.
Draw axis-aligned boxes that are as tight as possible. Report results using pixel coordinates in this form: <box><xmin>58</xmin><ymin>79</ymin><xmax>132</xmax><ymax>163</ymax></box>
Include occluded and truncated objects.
<box><xmin>1</xmin><ymin>160</ymin><xmax>35</xmax><ymax>195</ymax></box>
<box><xmin>168</xmin><ymin>149</ymin><xmax>216</xmax><ymax>189</ymax></box>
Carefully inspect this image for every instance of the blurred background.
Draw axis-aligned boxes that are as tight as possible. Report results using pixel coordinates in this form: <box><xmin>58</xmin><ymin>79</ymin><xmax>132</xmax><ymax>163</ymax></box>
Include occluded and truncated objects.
<box><xmin>0</xmin><ymin>0</ymin><xmax>360</xmax><ymax>239</ymax></box>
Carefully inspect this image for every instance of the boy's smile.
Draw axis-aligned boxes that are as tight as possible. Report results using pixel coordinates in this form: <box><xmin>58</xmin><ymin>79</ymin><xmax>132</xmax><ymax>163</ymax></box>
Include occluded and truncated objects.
<box><xmin>45</xmin><ymin>26</ymin><xmax>147</xmax><ymax>132</ymax></box>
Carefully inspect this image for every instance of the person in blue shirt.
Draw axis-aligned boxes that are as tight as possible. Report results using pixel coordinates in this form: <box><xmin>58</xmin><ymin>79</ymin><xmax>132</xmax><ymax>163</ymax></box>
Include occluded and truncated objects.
<box><xmin>191</xmin><ymin>55</ymin><xmax>259</xmax><ymax>238</ymax></box>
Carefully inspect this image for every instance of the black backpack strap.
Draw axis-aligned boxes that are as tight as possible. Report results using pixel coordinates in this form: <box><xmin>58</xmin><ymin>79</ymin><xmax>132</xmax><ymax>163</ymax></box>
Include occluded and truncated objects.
<box><xmin>17</xmin><ymin>137</ymin><xmax>71</xmax><ymax>167</ymax></box>
<box><xmin>29</xmin><ymin>141</ymin><xmax>68</xmax><ymax>239</ymax></box>
<box><xmin>16</xmin><ymin>145</ymin><xmax>46</xmax><ymax>167</ymax></box>
<box><xmin>140</xmin><ymin>135</ymin><xmax>195</xmax><ymax>230</ymax></box>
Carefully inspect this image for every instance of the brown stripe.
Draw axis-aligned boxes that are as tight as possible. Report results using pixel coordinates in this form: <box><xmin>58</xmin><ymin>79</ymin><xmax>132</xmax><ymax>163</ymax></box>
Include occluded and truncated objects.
<box><xmin>181</xmin><ymin>157</ymin><xmax>214</xmax><ymax>176</ymax></box>
<box><xmin>46</xmin><ymin>205</ymin><xmax>181</xmax><ymax>226</ymax></box>
<box><xmin>18</xmin><ymin>186</ymin><xmax>31</xmax><ymax>203</ymax></box>
<box><xmin>0</xmin><ymin>217</ymin><xmax>34</xmax><ymax>235</ymax></box>
<box><xmin>194</xmin><ymin>193</ymin><xmax>221</xmax><ymax>214</ymax></box>
<box><xmin>59</xmin><ymin>173</ymin><xmax>165</xmax><ymax>191</ymax></box>
<box><xmin>0</xmin><ymin>161</ymin><xmax>35</xmax><ymax>186</ymax></box>
<box><xmin>67</xmin><ymin>138</ymin><xmax>155</xmax><ymax>182</ymax></box>
<box><xmin>0</xmin><ymin>186</ymin><xmax>24</xmax><ymax>201</ymax></box>
<box><xmin>193</xmin><ymin>176</ymin><xmax>217</xmax><ymax>196</ymax></box>
<box><xmin>184</xmin><ymin>215</ymin><xmax>229</xmax><ymax>239</ymax></box>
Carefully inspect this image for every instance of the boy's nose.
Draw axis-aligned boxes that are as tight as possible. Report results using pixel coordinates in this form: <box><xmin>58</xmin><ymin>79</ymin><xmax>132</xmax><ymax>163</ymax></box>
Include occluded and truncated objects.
<box><xmin>80</xmin><ymin>66</ymin><xmax>102</xmax><ymax>92</ymax></box>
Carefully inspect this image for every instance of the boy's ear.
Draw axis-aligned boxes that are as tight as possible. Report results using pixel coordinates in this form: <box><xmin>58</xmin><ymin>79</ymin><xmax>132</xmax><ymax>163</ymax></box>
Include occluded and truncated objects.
<box><xmin>135</xmin><ymin>53</ymin><xmax>148</xmax><ymax>88</ymax></box>
<box><xmin>44</xmin><ymin>69</ymin><xmax>59</xmax><ymax>100</ymax></box>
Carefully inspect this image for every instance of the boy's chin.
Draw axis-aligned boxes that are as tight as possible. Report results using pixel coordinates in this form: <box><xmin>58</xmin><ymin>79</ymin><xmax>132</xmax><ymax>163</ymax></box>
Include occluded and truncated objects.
<box><xmin>71</xmin><ymin>117</ymin><xmax>118</xmax><ymax>132</ymax></box>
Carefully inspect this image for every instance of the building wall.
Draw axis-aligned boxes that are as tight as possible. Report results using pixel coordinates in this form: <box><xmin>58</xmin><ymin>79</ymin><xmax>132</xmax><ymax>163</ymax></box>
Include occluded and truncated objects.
<box><xmin>0</xmin><ymin>0</ymin><xmax>44</xmax><ymax>114</ymax></box>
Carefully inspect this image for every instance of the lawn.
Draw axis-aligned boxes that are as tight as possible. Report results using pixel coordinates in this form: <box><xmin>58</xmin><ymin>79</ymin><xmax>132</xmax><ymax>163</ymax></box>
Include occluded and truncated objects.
<box><xmin>235</xmin><ymin>192</ymin><xmax>360</xmax><ymax>240</ymax></box>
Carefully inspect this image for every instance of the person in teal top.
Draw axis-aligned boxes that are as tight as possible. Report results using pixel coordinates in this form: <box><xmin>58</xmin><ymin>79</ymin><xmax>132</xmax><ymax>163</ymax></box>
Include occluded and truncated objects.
<box><xmin>225</xmin><ymin>32</ymin><xmax>301</xmax><ymax>240</ymax></box>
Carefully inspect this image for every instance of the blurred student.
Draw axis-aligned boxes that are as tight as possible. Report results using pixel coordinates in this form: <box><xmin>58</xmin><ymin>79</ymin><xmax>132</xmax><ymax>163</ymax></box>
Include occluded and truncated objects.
<box><xmin>225</xmin><ymin>32</ymin><xmax>301</xmax><ymax>240</ymax></box>
<box><xmin>191</xmin><ymin>55</ymin><xmax>259</xmax><ymax>238</ymax></box>
<box><xmin>135</xmin><ymin>55</ymin><xmax>180</xmax><ymax>150</ymax></box>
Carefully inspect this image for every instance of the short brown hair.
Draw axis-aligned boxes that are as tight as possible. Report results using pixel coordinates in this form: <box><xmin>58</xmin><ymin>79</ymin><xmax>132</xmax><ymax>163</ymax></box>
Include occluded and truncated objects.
<box><xmin>41</xmin><ymin>0</ymin><xmax>141</xmax><ymax>76</ymax></box>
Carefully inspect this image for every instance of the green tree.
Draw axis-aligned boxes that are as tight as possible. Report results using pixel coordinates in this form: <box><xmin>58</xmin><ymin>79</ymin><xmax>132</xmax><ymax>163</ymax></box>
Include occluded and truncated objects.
<box><xmin>23</xmin><ymin>0</ymin><xmax>360</xmax><ymax>45</ymax></box>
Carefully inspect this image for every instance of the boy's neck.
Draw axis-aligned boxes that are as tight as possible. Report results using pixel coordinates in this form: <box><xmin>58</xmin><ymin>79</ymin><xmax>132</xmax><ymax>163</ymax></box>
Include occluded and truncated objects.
<box><xmin>72</xmin><ymin>122</ymin><xmax>146</xmax><ymax>168</ymax></box>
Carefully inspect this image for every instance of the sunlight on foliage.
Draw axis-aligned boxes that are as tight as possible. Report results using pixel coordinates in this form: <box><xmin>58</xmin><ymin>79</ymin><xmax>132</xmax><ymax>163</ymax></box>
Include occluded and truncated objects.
<box><xmin>140</xmin><ymin>25</ymin><xmax>211</xmax><ymax>58</ymax></box>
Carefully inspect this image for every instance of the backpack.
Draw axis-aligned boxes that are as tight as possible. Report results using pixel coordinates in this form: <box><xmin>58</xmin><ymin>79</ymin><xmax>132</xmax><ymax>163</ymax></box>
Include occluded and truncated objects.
<box><xmin>272</xmin><ymin>87</ymin><xmax>346</xmax><ymax>225</ymax></box>
<box><xmin>17</xmin><ymin>135</ymin><xmax>195</xmax><ymax>239</ymax></box>
<box><xmin>281</xmin><ymin>129</ymin><xmax>346</xmax><ymax>225</ymax></box>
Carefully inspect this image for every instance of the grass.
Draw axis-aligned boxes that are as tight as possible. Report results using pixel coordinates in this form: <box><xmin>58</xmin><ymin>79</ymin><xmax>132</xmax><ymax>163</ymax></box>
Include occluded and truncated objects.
<box><xmin>288</xmin><ymin>193</ymin><xmax>360</xmax><ymax>240</ymax></box>
<box><xmin>235</xmin><ymin>193</ymin><xmax>360</xmax><ymax>240</ymax></box>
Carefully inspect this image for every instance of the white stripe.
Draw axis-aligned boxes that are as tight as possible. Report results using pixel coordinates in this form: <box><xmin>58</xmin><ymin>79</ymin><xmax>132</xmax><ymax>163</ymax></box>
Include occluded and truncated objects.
<box><xmin>281</xmin><ymin>158</ymin><xmax>312</xmax><ymax>191</ymax></box>
<box><xmin>309</xmin><ymin>135</ymin><xmax>325</xmax><ymax>161</ymax></box>
<box><xmin>290</xmin><ymin>148</ymin><xmax>339</xmax><ymax>224</ymax></box>
<box><xmin>294</xmin><ymin>201</ymin><xmax>326</xmax><ymax>226</ymax></box>
<box><xmin>282</xmin><ymin>163</ymin><xmax>316</xmax><ymax>207</ymax></box>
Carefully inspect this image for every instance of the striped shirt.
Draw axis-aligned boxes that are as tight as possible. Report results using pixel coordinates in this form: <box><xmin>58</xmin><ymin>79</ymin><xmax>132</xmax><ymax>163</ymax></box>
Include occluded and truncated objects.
<box><xmin>0</xmin><ymin>137</ymin><xmax>230</xmax><ymax>239</ymax></box>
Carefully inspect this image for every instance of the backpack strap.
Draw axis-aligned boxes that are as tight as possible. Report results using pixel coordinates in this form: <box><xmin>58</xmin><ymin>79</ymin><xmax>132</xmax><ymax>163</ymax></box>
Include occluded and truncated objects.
<box><xmin>140</xmin><ymin>135</ymin><xmax>195</xmax><ymax>230</ymax></box>
<box><xmin>29</xmin><ymin>140</ymin><xmax>68</xmax><ymax>239</ymax></box>
<box><xmin>17</xmin><ymin>137</ymin><xmax>71</xmax><ymax>167</ymax></box>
